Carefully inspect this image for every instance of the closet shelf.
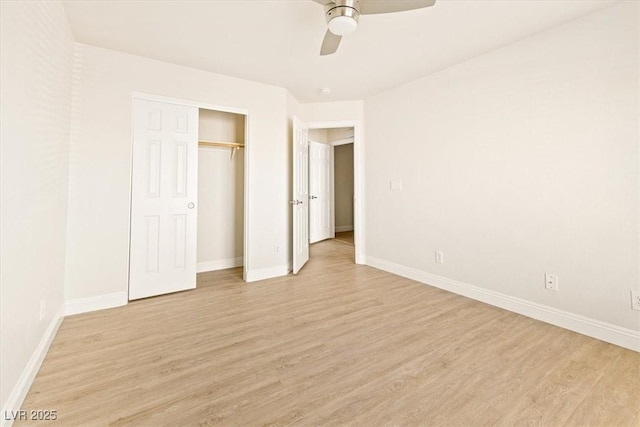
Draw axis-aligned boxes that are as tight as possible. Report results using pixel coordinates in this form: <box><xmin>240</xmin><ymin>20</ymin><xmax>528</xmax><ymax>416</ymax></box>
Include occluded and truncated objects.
<box><xmin>198</xmin><ymin>140</ymin><xmax>245</xmax><ymax>148</ymax></box>
<box><xmin>199</xmin><ymin>140</ymin><xmax>244</xmax><ymax>161</ymax></box>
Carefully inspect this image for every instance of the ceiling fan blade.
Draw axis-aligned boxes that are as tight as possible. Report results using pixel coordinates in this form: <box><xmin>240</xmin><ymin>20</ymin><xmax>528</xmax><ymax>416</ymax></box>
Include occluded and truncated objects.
<box><xmin>312</xmin><ymin>0</ymin><xmax>335</xmax><ymax>6</ymax></box>
<box><xmin>359</xmin><ymin>0</ymin><xmax>436</xmax><ymax>15</ymax></box>
<box><xmin>320</xmin><ymin>30</ymin><xmax>342</xmax><ymax>56</ymax></box>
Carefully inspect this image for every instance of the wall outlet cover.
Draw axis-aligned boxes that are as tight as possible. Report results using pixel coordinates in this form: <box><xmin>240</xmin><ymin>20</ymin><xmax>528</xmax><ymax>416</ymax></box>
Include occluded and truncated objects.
<box><xmin>631</xmin><ymin>290</ymin><xmax>640</xmax><ymax>311</ymax></box>
<box><xmin>545</xmin><ymin>273</ymin><xmax>559</xmax><ymax>291</ymax></box>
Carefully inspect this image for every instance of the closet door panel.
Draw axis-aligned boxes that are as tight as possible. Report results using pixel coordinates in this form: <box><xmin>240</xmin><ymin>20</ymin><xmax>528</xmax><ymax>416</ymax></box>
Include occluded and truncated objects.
<box><xmin>130</xmin><ymin>99</ymin><xmax>198</xmax><ymax>300</ymax></box>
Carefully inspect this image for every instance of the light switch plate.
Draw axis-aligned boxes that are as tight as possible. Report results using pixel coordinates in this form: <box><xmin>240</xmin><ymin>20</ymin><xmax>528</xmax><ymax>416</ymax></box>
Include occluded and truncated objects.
<box><xmin>390</xmin><ymin>179</ymin><xmax>403</xmax><ymax>191</ymax></box>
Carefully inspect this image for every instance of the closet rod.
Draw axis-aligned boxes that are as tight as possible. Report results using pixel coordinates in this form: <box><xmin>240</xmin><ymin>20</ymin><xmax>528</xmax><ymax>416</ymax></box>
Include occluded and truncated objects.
<box><xmin>198</xmin><ymin>140</ymin><xmax>245</xmax><ymax>148</ymax></box>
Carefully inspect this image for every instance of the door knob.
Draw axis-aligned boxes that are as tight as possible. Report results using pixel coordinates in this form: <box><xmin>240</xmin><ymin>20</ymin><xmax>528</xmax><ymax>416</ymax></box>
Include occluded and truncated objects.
<box><xmin>310</xmin><ymin>195</ymin><xmax>318</xmax><ymax>200</ymax></box>
<box><xmin>188</xmin><ymin>202</ymin><xmax>195</xmax><ymax>209</ymax></box>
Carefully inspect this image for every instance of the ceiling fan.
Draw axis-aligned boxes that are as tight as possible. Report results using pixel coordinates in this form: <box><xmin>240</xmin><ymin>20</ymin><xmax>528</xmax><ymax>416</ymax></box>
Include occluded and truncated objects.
<box><xmin>313</xmin><ymin>0</ymin><xmax>436</xmax><ymax>56</ymax></box>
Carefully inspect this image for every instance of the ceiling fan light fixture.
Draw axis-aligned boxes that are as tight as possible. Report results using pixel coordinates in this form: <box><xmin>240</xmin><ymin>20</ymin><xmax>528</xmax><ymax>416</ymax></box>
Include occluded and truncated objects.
<box><xmin>325</xmin><ymin>3</ymin><xmax>360</xmax><ymax>36</ymax></box>
<box><xmin>328</xmin><ymin>15</ymin><xmax>358</xmax><ymax>36</ymax></box>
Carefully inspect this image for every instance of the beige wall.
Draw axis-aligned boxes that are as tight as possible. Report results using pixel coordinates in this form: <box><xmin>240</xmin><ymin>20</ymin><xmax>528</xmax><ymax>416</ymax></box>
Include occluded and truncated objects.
<box><xmin>364</xmin><ymin>2</ymin><xmax>639</xmax><ymax>331</ymax></box>
<box><xmin>334</xmin><ymin>144</ymin><xmax>354</xmax><ymax>230</ymax></box>
<box><xmin>197</xmin><ymin>110</ymin><xmax>244</xmax><ymax>270</ymax></box>
<box><xmin>0</xmin><ymin>0</ymin><xmax>73</xmax><ymax>411</ymax></box>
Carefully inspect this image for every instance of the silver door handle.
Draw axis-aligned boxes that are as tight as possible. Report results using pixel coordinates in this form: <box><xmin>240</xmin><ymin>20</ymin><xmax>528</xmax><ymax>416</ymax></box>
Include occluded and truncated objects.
<box><xmin>310</xmin><ymin>195</ymin><xmax>318</xmax><ymax>200</ymax></box>
<box><xmin>289</xmin><ymin>200</ymin><xmax>302</xmax><ymax>205</ymax></box>
<box><xmin>188</xmin><ymin>202</ymin><xmax>195</xmax><ymax>209</ymax></box>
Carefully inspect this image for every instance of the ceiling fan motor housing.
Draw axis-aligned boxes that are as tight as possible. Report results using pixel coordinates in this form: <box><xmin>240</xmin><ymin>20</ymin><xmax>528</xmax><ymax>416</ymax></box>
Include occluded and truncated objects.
<box><xmin>326</xmin><ymin>0</ymin><xmax>360</xmax><ymax>36</ymax></box>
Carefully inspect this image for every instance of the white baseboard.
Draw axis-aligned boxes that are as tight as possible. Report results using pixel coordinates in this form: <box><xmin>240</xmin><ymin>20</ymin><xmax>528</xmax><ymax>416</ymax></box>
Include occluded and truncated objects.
<box><xmin>197</xmin><ymin>257</ymin><xmax>243</xmax><ymax>273</ymax></box>
<box><xmin>65</xmin><ymin>291</ymin><xmax>128</xmax><ymax>316</ymax></box>
<box><xmin>366</xmin><ymin>256</ymin><xmax>640</xmax><ymax>352</ymax></box>
<box><xmin>1</xmin><ymin>307</ymin><xmax>64</xmax><ymax>427</ymax></box>
<box><xmin>245</xmin><ymin>264</ymin><xmax>290</xmax><ymax>283</ymax></box>
<box><xmin>335</xmin><ymin>225</ymin><xmax>354</xmax><ymax>232</ymax></box>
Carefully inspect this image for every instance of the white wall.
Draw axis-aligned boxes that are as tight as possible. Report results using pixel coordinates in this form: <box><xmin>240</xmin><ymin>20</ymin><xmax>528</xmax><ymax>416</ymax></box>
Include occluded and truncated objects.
<box><xmin>334</xmin><ymin>144</ymin><xmax>354</xmax><ymax>230</ymax></box>
<box><xmin>64</xmin><ymin>43</ymin><xmax>291</xmax><ymax>300</ymax></box>
<box><xmin>365</xmin><ymin>3</ymin><xmax>639</xmax><ymax>334</ymax></box>
<box><xmin>302</xmin><ymin>101</ymin><xmax>364</xmax><ymax>124</ymax></box>
<box><xmin>197</xmin><ymin>110</ymin><xmax>244</xmax><ymax>271</ymax></box>
<box><xmin>0</xmin><ymin>0</ymin><xmax>73</xmax><ymax>413</ymax></box>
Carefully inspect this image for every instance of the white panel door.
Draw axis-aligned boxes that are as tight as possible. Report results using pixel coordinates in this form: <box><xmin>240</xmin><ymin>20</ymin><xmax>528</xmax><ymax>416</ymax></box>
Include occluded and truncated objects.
<box><xmin>292</xmin><ymin>117</ymin><xmax>309</xmax><ymax>274</ymax></box>
<box><xmin>129</xmin><ymin>99</ymin><xmax>199</xmax><ymax>300</ymax></box>
<box><xmin>309</xmin><ymin>141</ymin><xmax>332</xmax><ymax>244</ymax></box>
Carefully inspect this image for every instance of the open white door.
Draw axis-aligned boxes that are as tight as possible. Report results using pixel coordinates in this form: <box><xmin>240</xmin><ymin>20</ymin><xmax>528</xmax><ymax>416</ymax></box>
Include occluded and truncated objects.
<box><xmin>292</xmin><ymin>117</ymin><xmax>309</xmax><ymax>274</ymax></box>
<box><xmin>309</xmin><ymin>141</ymin><xmax>332</xmax><ymax>244</ymax></box>
<box><xmin>129</xmin><ymin>99</ymin><xmax>199</xmax><ymax>300</ymax></box>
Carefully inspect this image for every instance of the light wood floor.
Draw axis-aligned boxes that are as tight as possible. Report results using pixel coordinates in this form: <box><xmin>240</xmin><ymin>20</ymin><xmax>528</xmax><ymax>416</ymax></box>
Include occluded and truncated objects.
<box><xmin>334</xmin><ymin>231</ymin><xmax>354</xmax><ymax>245</ymax></box>
<box><xmin>19</xmin><ymin>240</ymin><xmax>640</xmax><ymax>426</ymax></box>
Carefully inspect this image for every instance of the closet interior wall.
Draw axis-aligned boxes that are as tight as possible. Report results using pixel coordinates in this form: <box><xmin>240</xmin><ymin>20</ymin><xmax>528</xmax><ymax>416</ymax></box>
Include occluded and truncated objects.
<box><xmin>197</xmin><ymin>109</ymin><xmax>245</xmax><ymax>273</ymax></box>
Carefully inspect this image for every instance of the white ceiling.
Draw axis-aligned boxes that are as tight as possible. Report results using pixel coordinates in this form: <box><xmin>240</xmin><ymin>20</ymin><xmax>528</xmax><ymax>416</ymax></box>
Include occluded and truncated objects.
<box><xmin>62</xmin><ymin>0</ymin><xmax>617</xmax><ymax>102</ymax></box>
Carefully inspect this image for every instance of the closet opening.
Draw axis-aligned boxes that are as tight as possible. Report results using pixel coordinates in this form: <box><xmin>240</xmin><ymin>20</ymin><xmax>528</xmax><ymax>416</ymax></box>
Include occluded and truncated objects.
<box><xmin>196</xmin><ymin>108</ymin><xmax>245</xmax><ymax>285</ymax></box>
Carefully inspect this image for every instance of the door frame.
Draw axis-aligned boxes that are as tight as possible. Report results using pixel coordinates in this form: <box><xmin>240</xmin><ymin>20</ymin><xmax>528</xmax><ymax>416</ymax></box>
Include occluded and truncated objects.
<box><xmin>307</xmin><ymin>120</ymin><xmax>364</xmax><ymax>264</ymax></box>
<box><xmin>129</xmin><ymin>92</ymin><xmax>251</xmax><ymax>287</ymax></box>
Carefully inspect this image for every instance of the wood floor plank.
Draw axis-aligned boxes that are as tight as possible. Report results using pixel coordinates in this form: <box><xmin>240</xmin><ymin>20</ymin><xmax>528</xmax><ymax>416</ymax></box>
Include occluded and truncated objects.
<box><xmin>564</xmin><ymin>347</ymin><xmax>640</xmax><ymax>426</ymax></box>
<box><xmin>494</xmin><ymin>339</ymin><xmax>621</xmax><ymax>425</ymax></box>
<box><xmin>17</xmin><ymin>239</ymin><xmax>640</xmax><ymax>426</ymax></box>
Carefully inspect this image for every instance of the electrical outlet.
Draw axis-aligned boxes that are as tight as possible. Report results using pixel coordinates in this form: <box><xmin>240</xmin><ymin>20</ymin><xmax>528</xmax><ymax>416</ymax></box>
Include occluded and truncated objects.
<box><xmin>435</xmin><ymin>251</ymin><xmax>444</xmax><ymax>264</ymax></box>
<box><xmin>39</xmin><ymin>300</ymin><xmax>46</xmax><ymax>321</ymax></box>
<box><xmin>631</xmin><ymin>291</ymin><xmax>640</xmax><ymax>311</ymax></box>
<box><xmin>274</xmin><ymin>244</ymin><xmax>280</xmax><ymax>254</ymax></box>
<box><xmin>545</xmin><ymin>274</ymin><xmax>559</xmax><ymax>291</ymax></box>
